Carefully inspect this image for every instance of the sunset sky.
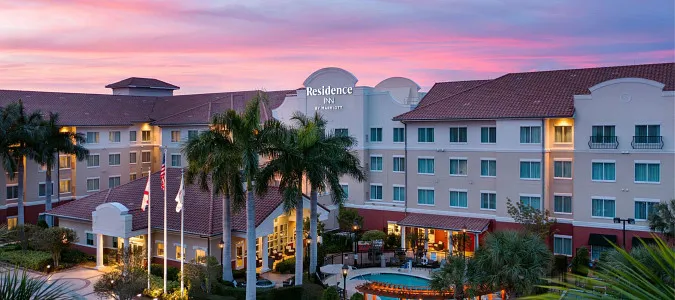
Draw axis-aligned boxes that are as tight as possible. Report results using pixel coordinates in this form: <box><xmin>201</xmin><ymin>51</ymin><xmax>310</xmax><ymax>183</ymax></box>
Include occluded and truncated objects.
<box><xmin>1</xmin><ymin>0</ymin><xmax>673</xmax><ymax>94</ymax></box>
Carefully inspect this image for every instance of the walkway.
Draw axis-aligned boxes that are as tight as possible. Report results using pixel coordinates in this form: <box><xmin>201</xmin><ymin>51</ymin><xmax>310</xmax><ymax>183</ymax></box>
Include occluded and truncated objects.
<box><xmin>0</xmin><ymin>265</ymin><xmax>106</xmax><ymax>299</ymax></box>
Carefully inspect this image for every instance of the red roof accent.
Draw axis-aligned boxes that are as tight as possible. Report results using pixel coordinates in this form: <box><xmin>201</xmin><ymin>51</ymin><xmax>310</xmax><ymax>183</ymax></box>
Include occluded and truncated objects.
<box><xmin>397</xmin><ymin>213</ymin><xmax>491</xmax><ymax>233</ymax></box>
<box><xmin>105</xmin><ymin>77</ymin><xmax>180</xmax><ymax>90</ymax></box>
<box><xmin>395</xmin><ymin>63</ymin><xmax>675</xmax><ymax>121</ymax></box>
<box><xmin>417</xmin><ymin>80</ymin><xmax>491</xmax><ymax>107</ymax></box>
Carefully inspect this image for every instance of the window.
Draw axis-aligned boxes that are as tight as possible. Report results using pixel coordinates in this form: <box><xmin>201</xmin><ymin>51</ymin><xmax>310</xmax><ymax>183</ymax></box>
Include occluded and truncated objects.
<box><xmin>171</xmin><ymin>154</ymin><xmax>182</xmax><ymax>167</ymax></box>
<box><xmin>520</xmin><ymin>126</ymin><xmax>541</xmax><ymax>143</ymax></box>
<box><xmin>592</xmin><ymin>162</ymin><xmax>616</xmax><ymax>181</ymax></box>
<box><xmin>141</xmin><ymin>130</ymin><xmax>151</xmax><ymax>142</ymax></box>
<box><xmin>86</xmin><ymin>233</ymin><xmax>94</xmax><ymax>246</ymax></box>
<box><xmin>393</xmin><ymin>157</ymin><xmax>405</xmax><ymax>172</ymax></box>
<box><xmin>195</xmin><ymin>249</ymin><xmax>206</xmax><ymax>263</ymax></box>
<box><xmin>393</xmin><ymin>128</ymin><xmax>405</xmax><ymax>142</ymax></box>
<box><xmin>129</xmin><ymin>130</ymin><xmax>137</xmax><ymax>142</ymax></box>
<box><xmin>591</xmin><ymin>246</ymin><xmax>611</xmax><ymax>261</ymax></box>
<box><xmin>635</xmin><ymin>162</ymin><xmax>660</xmax><ymax>183</ymax></box>
<box><xmin>592</xmin><ymin>125</ymin><xmax>615</xmax><ymax>140</ymax></box>
<box><xmin>449</xmin><ymin>127</ymin><xmax>467</xmax><ymax>143</ymax></box>
<box><xmin>520</xmin><ymin>196</ymin><xmax>541</xmax><ymax>210</ymax></box>
<box><xmin>108</xmin><ymin>153</ymin><xmax>121</xmax><ymax>166</ymax></box>
<box><xmin>7</xmin><ymin>217</ymin><xmax>17</xmax><ymax>230</ymax></box>
<box><xmin>519</xmin><ymin>161</ymin><xmax>541</xmax><ymax>179</ymax></box>
<box><xmin>109</xmin><ymin>131</ymin><xmax>121</xmax><ymax>143</ymax></box>
<box><xmin>38</xmin><ymin>183</ymin><xmax>53</xmax><ymax>197</ymax></box>
<box><xmin>370</xmin><ymin>128</ymin><xmax>382</xmax><ymax>142</ymax></box>
<box><xmin>141</xmin><ymin>151</ymin><xmax>151</xmax><ymax>163</ymax></box>
<box><xmin>554</xmin><ymin>161</ymin><xmax>572</xmax><ymax>179</ymax></box>
<box><xmin>112</xmin><ymin>237</ymin><xmax>118</xmax><ymax>249</ymax></box>
<box><xmin>481</xmin><ymin>127</ymin><xmax>496</xmax><ymax>143</ymax></box>
<box><xmin>59</xmin><ymin>155</ymin><xmax>72</xmax><ymax>169</ymax></box>
<box><xmin>5</xmin><ymin>185</ymin><xmax>18</xmax><ymax>200</ymax></box>
<box><xmin>38</xmin><ymin>164</ymin><xmax>47</xmax><ymax>172</ymax></box>
<box><xmin>480</xmin><ymin>192</ymin><xmax>497</xmax><ymax>210</ymax></box>
<box><xmin>86</xmin><ymin>178</ymin><xmax>100</xmax><ymax>192</ymax></box>
<box><xmin>592</xmin><ymin>198</ymin><xmax>616</xmax><ymax>218</ymax></box>
<box><xmin>157</xmin><ymin>243</ymin><xmax>164</xmax><ymax>257</ymax></box>
<box><xmin>449</xmin><ymin>190</ymin><xmax>468</xmax><ymax>208</ymax></box>
<box><xmin>86</xmin><ymin>132</ymin><xmax>99</xmax><ymax>144</ymax></box>
<box><xmin>480</xmin><ymin>159</ymin><xmax>496</xmax><ymax>177</ymax></box>
<box><xmin>87</xmin><ymin>154</ymin><xmax>100</xmax><ymax>167</ymax></box>
<box><xmin>369</xmin><ymin>185</ymin><xmax>383</xmax><ymax>201</ymax></box>
<box><xmin>417</xmin><ymin>158</ymin><xmax>435</xmax><ymax>174</ymax></box>
<box><xmin>340</xmin><ymin>184</ymin><xmax>349</xmax><ymax>200</ymax></box>
<box><xmin>634</xmin><ymin>125</ymin><xmax>660</xmax><ymax>143</ymax></box>
<box><xmin>554</xmin><ymin>236</ymin><xmax>573</xmax><ymax>256</ymax></box>
<box><xmin>108</xmin><ymin>176</ymin><xmax>121</xmax><ymax>188</ymax></box>
<box><xmin>171</xmin><ymin>130</ymin><xmax>181</xmax><ymax>143</ymax></box>
<box><xmin>635</xmin><ymin>200</ymin><xmax>658</xmax><ymax>220</ymax></box>
<box><xmin>393</xmin><ymin>186</ymin><xmax>405</xmax><ymax>202</ymax></box>
<box><xmin>417</xmin><ymin>189</ymin><xmax>435</xmax><ymax>205</ymax></box>
<box><xmin>418</xmin><ymin>128</ymin><xmax>434</xmax><ymax>143</ymax></box>
<box><xmin>554</xmin><ymin>195</ymin><xmax>572</xmax><ymax>213</ymax></box>
<box><xmin>188</xmin><ymin>130</ymin><xmax>199</xmax><ymax>140</ymax></box>
<box><xmin>369</xmin><ymin>156</ymin><xmax>383</xmax><ymax>172</ymax></box>
<box><xmin>176</xmin><ymin>245</ymin><xmax>186</xmax><ymax>260</ymax></box>
<box><xmin>449</xmin><ymin>159</ymin><xmax>468</xmax><ymax>176</ymax></box>
<box><xmin>130</xmin><ymin>173</ymin><xmax>137</xmax><ymax>181</ymax></box>
<box><xmin>335</xmin><ymin>128</ymin><xmax>349</xmax><ymax>137</ymax></box>
<box><xmin>554</xmin><ymin>126</ymin><xmax>572</xmax><ymax>143</ymax></box>
<box><xmin>59</xmin><ymin>179</ymin><xmax>71</xmax><ymax>193</ymax></box>
<box><xmin>129</xmin><ymin>152</ymin><xmax>137</xmax><ymax>164</ymax></box>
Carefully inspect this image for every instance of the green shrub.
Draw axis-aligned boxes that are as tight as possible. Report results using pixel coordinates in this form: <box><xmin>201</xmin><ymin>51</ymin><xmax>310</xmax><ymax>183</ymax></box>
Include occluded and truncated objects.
<box><xmin>322</xmin><ymin>286</ymin><xmax>340</xmax><ymax>300</ymax></box>
<box><xmin>150</xmin><ymin>263</ymin><xmax>180</xmax><ymax>281</ymax></box>
<box><xmin>322</xmin><ymin>232</ymin><xmax>351</xmax><ymax>254</ymax></box>
<box><xmin>144</xmin><ymin>274</ymin><xmax>181</xmax><ymax>297</ymax></box>
<box><xmin>232</xmin><ymin>269</ymin><xmax>246</xmax><ymax>280</ymax></box>
<box><xmin>61</xmin><ymin>248</ymin><xmax>93</xmax><ymax>265</ymax></box>
<box><xmin>36</xmin><ymin>220</ymin><xmax>48</xmax><ymax>229</ymax></box>
<box><xmin>350</xmin><ymin>292</ymin><xmax>364</xmax><ymax>300</ymax></box>
<box><xmin>212</xmin><ymin>286</ymin><xmax>246</xmax><ymax>299</ymax></box>
<box><xmin>0</xmin><ymin>250</ymin><xmax>52</xmax><ymax>270</ymax></box>
<box><xmin>570</xmin><ymin>246</ymin><xmax>589</xmax><ymax>276</ymax></box>
<box><xmin>263</xmin><ymin>286</ymin><xmax>303</xmax><ymax>300</ymax></box>
<box><xmin>360</xmin><ymin>230</ymin><xmax>386</xmax><ymax>242</ymax></box>
<box><xmin>274</xmin><ymin>257</ymin><xmax>295</xmax><ymax>274</ymax></box>
<box><xmin>0</xmin><ymin>244</ymin><xmax>22</xmax><ymax>252</ymax></box>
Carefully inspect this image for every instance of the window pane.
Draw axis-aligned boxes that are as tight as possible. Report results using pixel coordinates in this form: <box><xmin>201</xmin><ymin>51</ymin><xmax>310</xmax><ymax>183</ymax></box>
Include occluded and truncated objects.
<box><xmin>647</xmin><ymin>164</ymin><xmax>660</xmax><ymax>182</ymax></box>
<box><xmin>605</xmin><ymin>163</ymin><xmax>615</xmax><ymax>181</ymax></box>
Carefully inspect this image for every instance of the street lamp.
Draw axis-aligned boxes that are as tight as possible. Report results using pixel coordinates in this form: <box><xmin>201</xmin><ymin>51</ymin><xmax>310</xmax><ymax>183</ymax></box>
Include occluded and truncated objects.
<box><xmin>218</xmin><ymin>240</ymin><xmax>225</xmax><ymax>263</ymax></box>
<box><xmin>352</xmin><ymin>222</ymin><xmax>360</xmax><ymax>267</ymax></box>
<box><xmin>341</xmin><ymin>264</ymin><xmax>349</xmax><ymax>300</ymax></box>
<box><xmin>305</xmin><ymin>235</ymin><xmax>312</xmax><ymax>278</ymax></box>
<box><xmin>461</xmin><ymin>225</ymin><xmax>467</xmax><ymax>258</ymax></box>
<box><xmin>613</xmin><ymin>217</ymin><xmax>635</xmax><ymax>248</ymax></box>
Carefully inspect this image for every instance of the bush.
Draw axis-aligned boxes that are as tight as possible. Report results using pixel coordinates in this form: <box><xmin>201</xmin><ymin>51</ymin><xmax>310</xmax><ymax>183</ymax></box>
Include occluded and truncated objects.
<box><xmin>144</xmin><ymin>274</ymin><xmax>181</xmax><ymax>297</ymax></box>
<box><xmin>274</xmin><ymin>257</ymin><xmax>295</xmax><ymax>274</ymax></box>
<box><xmin>151</xmin><ymin>263</ymin><xmax>180</xmax><ymax>281</ymax></box>
<box><xmin>232</xmin><ymin>269</ymin><xmax>246</xmax><ymax>280</ymax></box>
<box><xmin>322</xmin><ymin>286</ymin><xmax>340</xmax><ymax>300</ymax></box>
<box><xmin>322</xmin><ymin>232</ymin><xmax>352</xmax><ymax>254</ymax></box>
<box><xmin>0</xmin><ymin>250</ymin><xmax>52</xmax><ymax>270</ymax></box>
<box><xmin>61</xmin><ymin>248</ymin><xmax>93</xmax><ymax>266</ymax></box>
<box><xmin>0</xmin><ymin>244</ymin><xmax>22</xmax><ymax>252</ymax></box>
<box><xmin>385</xmin><ymin>233</ymin><xmax>401</xmax><ymax>250</ymax></box>
<box><xmin>95</xmin><ymin>268</ymin><xmax>147</xmax><ymax>300</ymax></box>
<box><xmin>360</xmin><ymin>230</ymin><xmax>386</xmax><ymax>242</ymax></box>
<box><xmin>350</xmin><ymin>292</ymin><xmax>364</xmax><ymax>300</ymax></box>
<box><xmin>570</xmin><ymin>246</ymin><xmax>590</xmax><ymax>276</ymax></box>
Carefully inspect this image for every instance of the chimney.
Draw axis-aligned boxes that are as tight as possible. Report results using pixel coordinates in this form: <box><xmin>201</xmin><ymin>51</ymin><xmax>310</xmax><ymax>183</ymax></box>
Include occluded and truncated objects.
<box><xmin>105</xmin><ymin>77</ymin><xmax>179</xmax><ymax>96</ymax></box>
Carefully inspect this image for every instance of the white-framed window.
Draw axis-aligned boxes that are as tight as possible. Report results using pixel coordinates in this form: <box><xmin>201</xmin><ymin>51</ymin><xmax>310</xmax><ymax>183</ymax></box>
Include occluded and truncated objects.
<box><xmin>591</xmin><ymin>245</ymin><xmax>612</xmax><ymax>261</ymax></box>
<box><xmin>195</xmin><ymin>248</ymin><xmax>207</xmax><ymax>263</ymax></box>
<box><xmin>6</xmin><ymin>216</ymin><xmax>17</xmax><ymax>230</ymax></box>
<box><xmin>59</xmin><ymin>155</ymin><xmax>72</xmax><ymax>169</ymax></box>
<box><xmin>553</xmin><ymin>235</ymin><xmax>573</xmax><ymax>256</ymax></box>
<box><xmin>129</xmin><ymin>152</ymin><xmax>137</xmax><ymax>164</ymax></box>
<box><xmin>520</xmin><ymin>126</ymin><xmax>541</xmax><ymax>144</ymax></box>
<box><xmin>171</xmin><ymin>130</ymin><xmax>181</xmax><ymax>143</ymax></box>
<box><xmin>141</xmin><ymin>151</ymin><xmax>151</xmax><ymax>163</ymax></box>
<box><xmin>392</xmin><ymin>156</ymin><xmax>405</xmax><ymax>172</ymax></box>
<box><xmin>370</xmin><ymin>128</ymin><xmax>383</xmax><ymax>142</ymax></box>
<box><xmin>86</xmin><ymin>178</ymin><xmax>100</xmax><ymax>192</ymax></box>
<box><xmin>108</xmin><ymin>176</ymin><xmax>121</xmax><ymax>189</ymax></box>
<box><xmin>634</xmin><ymin>199</ymin><xmax>659</xmax><ymax>220</ymax></box>
<box><xmin>369</xmin><ymin>155</ymin><xmax>383</xmax><ymax>172</ymax></box>
<box><xmin>634</xmin><ymin>161</ymin><xmax>660</xmax><ymax>183</ymax></box>
<box><xmin>634</xmin><ymin>125</ymin><xmax>660</xmax><ymax>143</ymax></box>
<box><xmin>38</xmin><ymin>182</ymin><xmax>53</xmax><ymax>197</ymax></box>
<box><xmin>417</xmin><ymin>158</ymin><xmax>434</xmax><ymax>174</ymax></box>
<box><xmin>129</xmin><ymin>173</ymin><xmax>137</xmax><ymax>181</ymax></box>
<box><xmin>108</xmin><ymin>153</ymin><xmax>121</xmax><ymax>166</ymax></box>
<box><xmin>86</xmin><ymin>132</ymin><xmax>99</xmax><ymax>144</ymax></box>
<box><xmin>480</xmin><ymin>192</ymin><xmax>497</xmax><ymax>210</ymax></box>
<box><xmin>480</xmin><ymin>159</ymin><xmax>496</xmax><ymax>177</ymax></box>
<box><xmin>340</xmin><ymin>184</ymin><xmax>349</xmax><ymax>200</ymax></box>
<box><xmin>449</xmin><ymin>127</ymin><xmax>467</xmax><ymax>143</ymax></box>
<box><xmin>520</xmin><ymin>195</ymin><xmax>541</xmax><ymax>210</ymax></box>
<box><xmin>141</xmin><ymin>130</ymin><xmax>151</xmax><ymax>142</ymax></box>
<box><xmin>5</xmin><ymin>184</ymin><xmax>18</xmax><ymax>200</ymax></box>
<box><xmin>592</xmin><ymin>161</ymin><xmax>616</xmax><ymax>182</ymax></box>
<box><xmin>87</xmin><ymin>154</ymin><xmax>100</xmax><ymax>168</ymax></box>
<box><xmin>109</xmin><ymin>131</ymin><xmax>121</xmax><ymax>143</ymax></box>
<box><xmin>592</xmin><ymin>125</ymin><xmax>615</xmax><ymax>141</ymax></box>
<box><xmin>175</xmin><ymin>245</ymin><xmax>186</xmax><ymax>260</ymax></box>
<box><xmin>129</xmin><ymin>130</ymin><xmax>137</xmax><ymax>142</ymax></box>
<box><xmin>554</xmin><ymin>194</ymin><xmax>572</xmax><ymax>214</ymax></box>
<box><xmin>187</xmin><ymin>130</ymin><xmax>199</xmax><ymax>140</ymax></box>
<box><xmin>554</xmin><ymin>126</ymin><xmax>572</xmax><ymax>143</ymax></box>
<box><xmin>417</xmin><ymin>188</ymin><xmax>435</xmax><ymax>205</ymax></box>
<box><xmin>334</xmin><ymin>128</ymin><xmax>349</xmax><ymax>137</ymax></box>
<box><xmin>393</xmin><ymin>186</ymin><xmax>405</xmax><ymax>202</ymax></box>
<box><xmin>171</xmin><ymin>154</ymin><xmax>182</xmax><ymax>167</ymax></box>
<box><xmin>418</xmin><ymin>128</ymin><xmax>434</xmax><ymax>143</ymax></box>
<box><xmin>156</xmin><ymin>242</ymin><xmax>165</xmax><ymax>257</ymax></box>
<box><xmin>369</xmin><ymin>184</ymin><xmax>383</xmax><ymax>201</ymax></box>
<box><xmin>449</xmin><ymin>158</ymin><xmax>468</xmax><ymax>176</ymax></box>
<box><xmin>554</xmin><ymin>160</ymin><xmax>572</xmax><ymax>179</ymax></box>
<box><xmin>449</xmin><ymin>190</ymin><xmax>468</xmax><ymax>208</ymax></box>
<box><xmin>393</xmin><ymin>128</ymin><xmax>405</xmax><ymax>143</ymax></box>
<box><xmin>520</xmin><ymin>160</ymin><xmax>541</xmax><ymax>179</ymax></box>
<box><xmin>481</xmin><ymin>126</ymin><xmax>496</xmax><ymax>144</ymax></box>
<box><xmin>86</xmin><ymin>232</ymin><xmax>95</xmax><ymax>246</ymax></box>
<box><xmin>59</xmin><ymin>179</ymin><xmax>72</xmax><ymax>194</ymax></box>
<box><xmin>592</xmin><ymin>197</ymin><xmax>616</xmax><ymax>218</ymax></box>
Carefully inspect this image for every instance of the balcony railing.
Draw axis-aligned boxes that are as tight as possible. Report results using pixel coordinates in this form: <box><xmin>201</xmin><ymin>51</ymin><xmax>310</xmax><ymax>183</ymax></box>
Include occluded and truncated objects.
<box><xmin>631</xmin><ymin>136</ymin><xmax>664</xmax><ymax>149</ymax></box>
<box><xmin>588</xmin><ymin>136</ymin><xmax>619</xmax><ymax>149</ymax></box>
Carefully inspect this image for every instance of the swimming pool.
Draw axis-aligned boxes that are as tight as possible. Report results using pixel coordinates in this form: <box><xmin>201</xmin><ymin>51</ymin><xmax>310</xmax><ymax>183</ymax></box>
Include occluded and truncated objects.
<box><xmin>351</xmin><ymin>273</ymin><xmax>430</xmax><ymax>300</ymax></box>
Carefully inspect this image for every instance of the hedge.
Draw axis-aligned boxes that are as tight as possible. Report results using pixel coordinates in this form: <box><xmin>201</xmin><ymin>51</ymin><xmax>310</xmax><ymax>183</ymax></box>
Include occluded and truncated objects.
<box><xmin>151</xmin><ymin>263</ymin><xmax>180</xmax><ymax>281</ymax></box>
<box><xmin>213</xmin><ymin>285</ymin><xmax>304</xmax><ymax>300</ymax></box>
<box><xmin>0</xmin><ymin>250</ymin><xmax>52</xmax><ymax>270</ymax></box>
<box><xmin>274</xmin><ymin>257</ymin><xmax>295</xmax><ymax>274</ymax></box>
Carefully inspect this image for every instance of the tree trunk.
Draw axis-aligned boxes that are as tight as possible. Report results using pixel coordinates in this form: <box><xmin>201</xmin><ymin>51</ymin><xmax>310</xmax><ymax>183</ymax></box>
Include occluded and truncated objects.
<box><xmin>17</xmin><ymin>157</ymin><xmax>25</xmax><ymax>225</ymax></box>
<box><xmin>45</xmin><ymin>166</ymin><xmax>53</xmax><ymax>227</ymax></box>
<box><xmin>223</xmin><ymin>195</ymin><xmax>233</xmax><ymax>282</ymax></box>
<box><xmin>309</xmin><ymin>189</ymin><xmax>318</xmax><ymax>277</ymax></box>
<box><xmin>294</xmin><ymin>194</ymin><xmax>303</xmax><ymax>286</ymax></box>
<box><xmin>245</xmin><ymin>186</ymin><xmax>256</xmax><ymax>300</ymax></box>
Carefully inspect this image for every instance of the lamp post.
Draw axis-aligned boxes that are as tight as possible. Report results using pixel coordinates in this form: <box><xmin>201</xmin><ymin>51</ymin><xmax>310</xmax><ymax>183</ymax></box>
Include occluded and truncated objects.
<box><xmin>305</xmin><ymin>235</ymin><xmax>311</xmax><ymax>279</ymax></box>
<box><xmin>613</xmin><ymin>217</ymin><xmax>635</xmax><ymax>249</ymax></box>
<box><xmin>218</xmin><ymin>240</ymin><xmax>225</xmax><ymax>264</ymax></box>
<box><xmin>352</xmin><ymin>222</ymin><xmax>360</xmax><ymax>267</ymax></box>
<box><xmin>341</xmin><ymin>264</ymin><xmax>349</xmax><ymax>300</ymax></box>
<box><xmin>461</xmin><ymin>225</ymin><xmax>467</xmax><ymax>258</ymax></box>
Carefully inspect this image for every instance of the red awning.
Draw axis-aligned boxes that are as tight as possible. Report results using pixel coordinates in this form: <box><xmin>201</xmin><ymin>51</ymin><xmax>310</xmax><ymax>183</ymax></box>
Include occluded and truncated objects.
<box><xmin>397</xmin><ymin>213</ymin><xmax>491</xmax><ymax>233</ymax></box>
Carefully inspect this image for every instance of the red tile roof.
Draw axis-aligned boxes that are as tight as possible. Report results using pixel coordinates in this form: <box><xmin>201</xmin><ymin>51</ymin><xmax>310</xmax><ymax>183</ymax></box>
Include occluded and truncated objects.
<box><xmin>47</xmin><ymin>168</ymin><xmax>286</xmax><ymax>235</ymax></box>
<box><xmin>417</xmin><ymin>80</ymin><xmax>491</xmax><ymax>107</ymax></box>
<box><xmin>105</xmin><ymin>77</ymin><xmax>180</xmax><ymax>90</ymax></box>
<box><xmin>395</xmin><ymin>63</ymin><xmax>675</xmax><ymax>121</ymax></box>
<box><xmin>397</xmin><ymin>213</ymin><xmax>491</xmax><ymax>233</ymax></box>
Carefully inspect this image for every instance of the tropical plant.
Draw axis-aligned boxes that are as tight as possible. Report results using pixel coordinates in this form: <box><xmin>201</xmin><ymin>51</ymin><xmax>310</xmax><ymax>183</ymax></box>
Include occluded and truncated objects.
<box><xmin>31</xmin><ymin>227</ymin><xmax>78</xmax><ymax>268</ymax></box>
<box><xmin>337</xmin><ymin>206</ymin><xmax>363</xmax><ymax>232</ymax></box>
<box><xmin>94</xmin><ymin>268</ymin><xmax>148</xmax><ymax>300</ymax></box>
<box><xmin>506</xmin><ymin>198</ymin><xmax>557</xmax><ymax>240</ymax></box>
<box><xmin>649</xmin><ymin>199</ymin><xmax>675</xmax><ymax>241</ymax></box>
<box><xmin>360</xmin><ymin>230</ymin><xmax>386</xmax><ymax>242</ymax></box>
<box><xmin>468</xmin><ymin>230</ymin><xmax>552</xmax><ymax>298</ymax></box>
<box><xmin>430</xmin><ymin>255</ymin><xmax>467</xmax><ymax>299</ymax></box>
<box><xmin>322</xmin><ymin>286</ymin><xmax>340</xmax><ymax>300</ymax></box>
<box><xmin>183</xmin><ymin>121</ymin><xmax>245</xmax><ymax>283</ymax></box>
<box><xmin>570</xmin><ymin>246</ymin><xmax>589</xmax><ymax>276</ymax></box>
<box><xmin>451</xmin><ymin>232</ymin><xmax>470</xmax><ymax>257</ymax></box>
<box><xmin>0</xmin><ymin>267</ymin><xmax>74</xmax><ymax>300</ymax></box>
<box><xmin>33</xmin><ymin>112</ymin><xmax>88</xmax><ymax>227</ymax></box>
<box><xmin>182</xmin><ymin>256</ymin><xmax>220</xmax><ymax>297</ymax></box>
<box><xmin>599</xmin><ymin>240</ymin><xmax>674</xmax><ymax>286</ymax></box>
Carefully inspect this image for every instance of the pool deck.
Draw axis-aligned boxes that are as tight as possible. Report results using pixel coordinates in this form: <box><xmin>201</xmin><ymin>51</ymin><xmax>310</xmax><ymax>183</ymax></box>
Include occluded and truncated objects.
<box><xmin>323</xmin><ymin>267</ymin><xmax>434</xmax><ymax>299</ymax></box>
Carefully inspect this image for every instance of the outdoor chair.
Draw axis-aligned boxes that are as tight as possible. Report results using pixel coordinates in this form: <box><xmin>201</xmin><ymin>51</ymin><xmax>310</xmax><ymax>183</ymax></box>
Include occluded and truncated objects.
<box><xmin>282</xmin><ymin>277</ymin><xmax>294</xmax><ymax>287</ymax></box>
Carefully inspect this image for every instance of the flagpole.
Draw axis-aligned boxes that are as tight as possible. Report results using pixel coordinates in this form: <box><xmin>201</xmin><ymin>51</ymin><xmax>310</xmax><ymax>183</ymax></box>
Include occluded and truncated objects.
<box><xmin>163</xmin><ymin>148</ymin><xmax>168</xmax><ymax>295</ymax></box>
<box><xmin>180</xmin><ymin>168</ymin><xmax>185</xmax><ymax>296</ymax></box>
<box><xmin>147</xmin><ymin>168</ymin><xmax>151</xmax><ymax>291</ymax></box>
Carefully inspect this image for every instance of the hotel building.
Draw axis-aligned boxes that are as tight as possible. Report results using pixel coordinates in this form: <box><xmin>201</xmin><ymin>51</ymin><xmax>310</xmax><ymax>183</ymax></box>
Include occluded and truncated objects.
<box><xmin>0</xmin><ymin>63</ymin><xmax>672</xmax><ymax>269</ymax></box>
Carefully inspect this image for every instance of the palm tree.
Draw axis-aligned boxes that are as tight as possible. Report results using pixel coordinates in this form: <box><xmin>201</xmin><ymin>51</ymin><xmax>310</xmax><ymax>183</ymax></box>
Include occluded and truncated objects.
<box><xmin>430</xmin><ymin>255</ymin><xmax>467</xmax><ymax>299</ymax></box>
<box><xmin>182</xmin><ymin>125</ymin><xmax>244</xmax><ymax>282</ymax></box>
<box><xmin>0</xmin><ymin>267</ymin><xmax>74</xmax><ymax>300</ymax></box>
<box><xmin>34</xmin><ymin>113</ymin><xmax>88</xmax><ymax>227</ymax></box>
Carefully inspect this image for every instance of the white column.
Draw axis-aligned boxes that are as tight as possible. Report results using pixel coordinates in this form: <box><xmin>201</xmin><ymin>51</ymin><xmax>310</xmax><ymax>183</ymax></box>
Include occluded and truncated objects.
<box><xmin>95</xmin><ymin>233</ymin><xmax>104</xmax><ymax>269</ymax></box>
<box><xmin>474</xmin><ymin>233</ymin><xmax>480</xmax><ymax>251</ymax></box>
<box><xmin>123</xmin><ymin>237</ymin><xmax>131</xmax><ymax>251</ymax></box>
<box><xmin>424</xmin><ymin>228</ymin><xmax>429</xmax><ymax>252</ymax></box>
<box><xmin>400</xmin><ymin>226</ymin><xmax>406</xmax><ymax>249</ymax></box>
<box><xmin>261</xmin><ymin>235</ymin><xmax>270</xmax><ymax>272</ymax></box>
<box><xmin>448</xmin><ymin>230</ymin><xmax>453</xmax><ymax>255</ymax></box>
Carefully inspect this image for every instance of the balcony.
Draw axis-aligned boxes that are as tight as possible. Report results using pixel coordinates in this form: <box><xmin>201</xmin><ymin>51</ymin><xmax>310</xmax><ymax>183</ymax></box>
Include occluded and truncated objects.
<box><xmin>588</xmin><ymin>136</ymin><xmax>619</xmax><ymax>149</ymax></box>
<box><xmin>631</xmin><ymin>136</ymin><xmax>664</xmax><ymax>149</ymax></box>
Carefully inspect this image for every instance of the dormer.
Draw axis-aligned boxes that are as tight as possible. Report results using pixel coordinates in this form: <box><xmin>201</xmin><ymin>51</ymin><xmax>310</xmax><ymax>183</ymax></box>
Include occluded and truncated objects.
<box><xmin>105</xmin><ymin>77</ymin><xmax>179</xmax><ymax>96</ymax></box>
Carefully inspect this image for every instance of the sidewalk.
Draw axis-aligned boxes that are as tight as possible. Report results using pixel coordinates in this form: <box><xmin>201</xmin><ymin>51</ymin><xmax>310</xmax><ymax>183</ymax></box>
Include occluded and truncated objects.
<box><xmin>1</xmin><ymin>265</ymin><xmax>106</xmax><ymax>299</ymax></box>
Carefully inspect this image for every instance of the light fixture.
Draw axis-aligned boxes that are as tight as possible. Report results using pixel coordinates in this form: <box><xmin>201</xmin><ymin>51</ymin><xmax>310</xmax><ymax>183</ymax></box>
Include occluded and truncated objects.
<box><xmin>613</xmin><ymin>217</ymin><xmax>620</xmax><ymax>224</ymax></box>
<box><xmin>218</xmin><ymin>240</ymin><xmax>225</xmax><ymax>249</ymax></box>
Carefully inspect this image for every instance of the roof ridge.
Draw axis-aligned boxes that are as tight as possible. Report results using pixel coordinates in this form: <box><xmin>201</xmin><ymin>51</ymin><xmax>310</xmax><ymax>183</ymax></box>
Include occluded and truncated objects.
<box><xmin>151</xmin><ymin>100</ymin><xmax>215</xmax><ymax>123</ymax></box>
<box><xmin>503</xmin><ymin>62</ymin><xmax>675</xmax><ymax>76</ymax></box>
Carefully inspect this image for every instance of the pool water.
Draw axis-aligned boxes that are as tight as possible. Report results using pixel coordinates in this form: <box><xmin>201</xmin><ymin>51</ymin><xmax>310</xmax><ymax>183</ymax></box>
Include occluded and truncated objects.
<box><xmin>351</xmin><ymin>273</ymin><xmax>430</xmax><ymax>300</ymax></box>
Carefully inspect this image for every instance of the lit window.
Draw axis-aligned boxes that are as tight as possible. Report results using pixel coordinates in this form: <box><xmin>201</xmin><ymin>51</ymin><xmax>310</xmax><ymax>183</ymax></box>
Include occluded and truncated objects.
<box><xmin>554</xmin><ymin>126</ymin><xmax>572</xmax><ymax>143</ymax></box>
<box><xmin>195</xmin><ymin>249</ymin><xmax>206</xmax><ymax>263</ymax></box>
<box><xmin>157</xmin><ymin>243</ymin><xmax>164</xmax><ymax>257</ymax></box>
<box><xmin>59</xmin><ymin>155</ymin><xmax>72</xmax><ymax>169</ymax></box>
<box><xmin>59</xmin><ymin>179</ymin><xmax>72</xmax><ymax>193</ymax></box>
<box><xmin>109</xmin><ymin>131</ymin><xmax>121</xmax><ymax>143</ymax></box>
<box><xmin>129</xmin><ymin>173</ymin><xmax>137</xmax><ymax>181</ymax></box>
<box><xmin>142</xmin><ymin>130</ymin><xmax>151</xmax><ymax>142</ymax></box>
<box><xmin>176</xmin><ymin>245</ymin><xmax>186</xmax><ymax>260</ymax></box>
<box><xmin>171</xmin><ymin>131</ymin><xmax>181</xmax><ymax>143</ymax></box>
<box><xmin>6</xmin><ymin>217</ymin><xmax>17</xmax><ymax>230</ymax></box>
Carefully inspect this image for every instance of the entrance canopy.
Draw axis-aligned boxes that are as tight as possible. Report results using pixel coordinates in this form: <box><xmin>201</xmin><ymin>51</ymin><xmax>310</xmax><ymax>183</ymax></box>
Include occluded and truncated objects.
<box><xmin>397</xmin><ymin>213</ymin><xmax>490</xmax><ymax>233</ymax></box>
<box><xmin>588</xmin><ymin>234</ymin><xmax>617</xmax><ymax>247</ymax></box>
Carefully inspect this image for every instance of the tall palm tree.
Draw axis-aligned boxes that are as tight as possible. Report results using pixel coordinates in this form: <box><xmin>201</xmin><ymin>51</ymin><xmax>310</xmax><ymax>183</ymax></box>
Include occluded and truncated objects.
<box><xmin>34</xmin><ymin>113</ymin><xmax>88</xmax><ymax>227</ymax></box>
<box><xmin>183</xmin><ymin>126</ymin><xmax>244</xmax><ymax>282</ymax></box>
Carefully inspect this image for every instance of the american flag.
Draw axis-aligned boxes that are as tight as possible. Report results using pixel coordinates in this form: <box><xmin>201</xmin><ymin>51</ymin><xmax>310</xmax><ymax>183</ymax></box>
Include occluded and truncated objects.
<box><xmin>160</xmin><ymin>152</ymin><xmax>166</xmax><ymax>190</ymax></box>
